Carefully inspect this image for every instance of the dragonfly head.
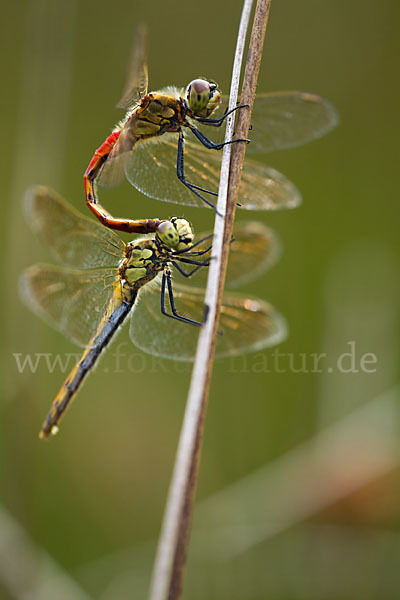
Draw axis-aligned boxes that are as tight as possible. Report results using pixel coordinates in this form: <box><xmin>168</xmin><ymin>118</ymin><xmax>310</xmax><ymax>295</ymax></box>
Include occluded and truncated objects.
<box><xmin>157</xmin><ymin>218</ymin><xmax>194</xmax><ymax>251</ymax></box>
<box><xmin>185</xmin><ymin>78</ymin><xmax>221</xmax><ymax>118</ymax></box>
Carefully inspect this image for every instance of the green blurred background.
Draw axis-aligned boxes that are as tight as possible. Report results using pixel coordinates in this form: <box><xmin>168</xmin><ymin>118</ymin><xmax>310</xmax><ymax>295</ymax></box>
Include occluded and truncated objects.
<box><xmin>1</xmin><ymin>0</ymin><xmax>400</xmax><ymax>598</ymax></box>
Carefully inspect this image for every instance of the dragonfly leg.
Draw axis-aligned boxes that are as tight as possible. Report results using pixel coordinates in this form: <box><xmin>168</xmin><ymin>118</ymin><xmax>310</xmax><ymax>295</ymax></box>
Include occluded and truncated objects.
<box><xmin>189</xmin><ymin>124</ymin><xmax>250</xmax><ymax>150</ymax></box>
<box><xmin>184</xmin><ymin>248</ymin><xmax>212</xmax><ymax>257</ymax></box>
<box><xmin>172</xmin><ymin>261</ymin><xmax>204</xmax><ymax>278</ymax></box>
<box><xmin>195</xmin><ymin>104</ymin><xmax>249</xmax><ymax>127</ymax></box>
<box><xmin>176</xmin><ymin>257</ymin><xmax>210</xmax><ymax>267</ymax></box>
<box><xmin>189</xmin><ymin>126</ymin><xmax>250</xmax><ymax>205</ymax></box>
<box><xmin>172</xmin><ymin>254</ymin><xmax>211</xmax><ymax>278</ymax></box>
<box><xmin>178</xmin><ymin>246</ymin><xmax>212</xmax><ymax>257</ymax></box>
<box><xmin>176</xmin><ymin>132</ymin><xmax>219</xmax><ymax>210</ymax></box>
<box><xmin>161</xmin><ymin>271</ymin><xmax>203</xmax><ymax>326</ymax></box>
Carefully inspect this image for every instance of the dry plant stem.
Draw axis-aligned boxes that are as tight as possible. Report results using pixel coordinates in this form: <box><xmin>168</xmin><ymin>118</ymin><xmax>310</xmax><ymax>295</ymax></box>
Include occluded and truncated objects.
<box><xmin>224</xmin><ymin>0</ymin><xmax>272</xmax><ymax>237</ymax></box>
<box><xmin>149</xmin><ymin>2</ymin><xmax>271</xmax><ymax>599</ymax></box>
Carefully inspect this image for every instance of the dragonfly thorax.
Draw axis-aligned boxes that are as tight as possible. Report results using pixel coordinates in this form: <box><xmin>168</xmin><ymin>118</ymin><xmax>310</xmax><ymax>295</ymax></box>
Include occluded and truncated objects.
<box><xmin>121</xmin><ymin>243</ymin><xmax>156</xmax><ymax>285</ymax></box>
<box><xmin>185</xmin><ymin>78</ymin><xmax>221</xmax><ymax>118</ymax></box>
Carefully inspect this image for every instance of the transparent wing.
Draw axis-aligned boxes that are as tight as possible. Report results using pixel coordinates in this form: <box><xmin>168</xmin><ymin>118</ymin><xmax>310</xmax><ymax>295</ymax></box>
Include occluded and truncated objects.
<box><xmin>196</xmin><ymin>91</ymin><xmax>338</xmax><ymax>153</ymax></box>
<box><xmin>116</xmin><ymin>24</ymin><xmax>148</xmax><ymax>110</ymax></box>
<box><xmin>125</xmin><ymin>133</ymin><xmax>206</xmax><ymax>207</ymax></box>
<box><xmin>245</xmin><ymin>91</ymin><xmax>338</xmax><ymax>153</ymax></box>
<box><xmin>129</xmin><ymin>278</ymin><xmax>287</xmax><ymax>361</ymax></box>
<box><xmin>183</xmin><ymin>221</ymin><xmax>282</xmax><ymax>289</ymax></box>
<box><xmin>109</xmin><ymin>132</ymin><xmax>301</xmax><ymax>210</ymax></box>
<box><xmin>20</xmin><ymin>264</ymin><xmax>118</xmax><ymax>347</ymax></box>
<box><xmin>24</xmin><ymin>186</ymin><xmax>125</xmax><ymax>268</ymax></box>
<box><xmin>96</xmin><ymin>127</ymin><xmax>134</xmax><ymax>190</ymax></box>
<box><xmin>238</xmin><ymin>157</ymin><xmax>301</xmax><ymax>210</ymax></box>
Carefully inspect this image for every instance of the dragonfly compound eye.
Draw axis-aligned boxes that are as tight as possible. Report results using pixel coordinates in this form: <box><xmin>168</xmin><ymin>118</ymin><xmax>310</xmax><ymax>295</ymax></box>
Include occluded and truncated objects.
<box><xmin>157</xmin><ymin>221</ymin><xmax>180</xmax><ymax>248</ymax></box>
<box><xmin>185</xmin><ymin>79</ymin><xmax>220</xmax><ymax>118</ymax></box>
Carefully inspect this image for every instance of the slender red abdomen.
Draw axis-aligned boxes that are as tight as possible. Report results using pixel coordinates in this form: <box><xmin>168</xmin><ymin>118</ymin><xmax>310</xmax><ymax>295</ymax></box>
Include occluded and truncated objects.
<box><xmin>84</xmin><ymin>130</ymin><xmax>161</xmax><ymax>234</ymax></box>
<box><xmin>84</xmin><ymin>130</ymin><xmax>121</xmax><ymax>204</ymax></box>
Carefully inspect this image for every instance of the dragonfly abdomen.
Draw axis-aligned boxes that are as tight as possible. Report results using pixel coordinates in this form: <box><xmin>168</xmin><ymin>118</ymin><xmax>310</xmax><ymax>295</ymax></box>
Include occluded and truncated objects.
<box><xmin>84</xmin><ymin>130</ymin><xmax>121</xmax><ymax>203</ymax></box>
<box><xmin>39</xmin><ymin>292</ymin><xmax>136</xmax><ymax>439</ymax></box>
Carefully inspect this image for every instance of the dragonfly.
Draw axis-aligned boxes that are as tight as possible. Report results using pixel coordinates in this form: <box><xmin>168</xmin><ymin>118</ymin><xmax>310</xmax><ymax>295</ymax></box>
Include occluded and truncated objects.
<box><xmin>20</xmin><ymin>186</ymin><xmax>287</xmax><ymax>439</ymax></box>
<box><xmin>84</xmin><ymin>26</ymin><xmax>338</xmax><ymax>234</ymax></box>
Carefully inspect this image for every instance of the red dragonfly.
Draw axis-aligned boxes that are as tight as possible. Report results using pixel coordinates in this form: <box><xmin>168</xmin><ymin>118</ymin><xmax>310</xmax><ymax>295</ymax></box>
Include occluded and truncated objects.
<box><xmin>84</xmin><ymin>26</ymin><xmax>338</xmax><ymax>233</ymax></box>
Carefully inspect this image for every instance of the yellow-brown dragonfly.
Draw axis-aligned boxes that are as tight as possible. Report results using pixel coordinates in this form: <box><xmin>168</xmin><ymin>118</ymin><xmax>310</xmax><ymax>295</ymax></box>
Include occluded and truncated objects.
<box><xmin>84</xmin><ymin>26</ymin><xmax>338</xmax><ymax>233</ymax></box>
<box><xmin>20</xmin><ymin>186</ymin><xmax>286</xmax><ymax>438</ymax></box>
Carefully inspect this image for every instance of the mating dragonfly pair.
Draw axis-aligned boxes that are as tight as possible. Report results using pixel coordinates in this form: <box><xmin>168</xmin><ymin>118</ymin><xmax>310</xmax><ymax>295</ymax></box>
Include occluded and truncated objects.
<box><xmin>21</xmin><ymin>28</ymin><xmax>338</xmax><ymax>438</ymax></box>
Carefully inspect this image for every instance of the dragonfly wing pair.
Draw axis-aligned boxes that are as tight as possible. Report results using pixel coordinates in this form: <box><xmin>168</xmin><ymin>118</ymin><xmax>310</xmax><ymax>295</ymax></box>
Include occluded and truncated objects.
<box><xmin>116</xmin><ymin>24</ymin><xmax>149</xmax><ymax>111</ymax></box>
<box><xmin>189</xmin><ymin>221</ymin><xmax>282</xmax><ymax>290</ymax></box>
<box><xmin>199</xmin><ymin>90</ymin><xmax>339</xmax><ymax>152</ymax></box>
<box><xmin>24</xmin><ymin>185</ymin><xmax>125</xmax><ymax>268</ymax></box>
<box><xmin>21</xmin><ymin>264</ymin><xmax>117</xmax><ymax>348</ymax></box>
<box><xmin>132</xmin><ymin>282</ymin><xmax>286</xmax><ymax>361</ymax></box>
